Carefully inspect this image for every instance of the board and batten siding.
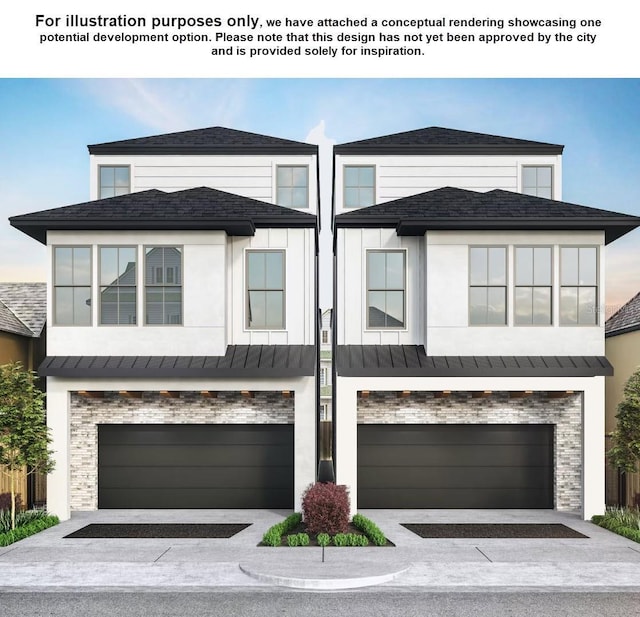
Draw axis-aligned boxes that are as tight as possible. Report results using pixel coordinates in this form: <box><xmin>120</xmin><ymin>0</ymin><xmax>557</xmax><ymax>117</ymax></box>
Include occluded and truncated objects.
<box><xmin>334</xmin><ymin>154</ymin><xmax>562</xmax><ymax>214</ymax></box>
<box><xmin>90</xmin><ymin>154</ymin><xmax>319</xmax><ymax>214</ymax></box>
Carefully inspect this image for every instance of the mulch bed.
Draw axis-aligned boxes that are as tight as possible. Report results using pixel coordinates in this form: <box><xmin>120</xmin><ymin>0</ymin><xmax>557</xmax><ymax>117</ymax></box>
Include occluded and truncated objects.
<box><xmin>401</xmin><ymin>523</ymin><xmax>588</xmax><ymax>539</ymax></box>
<box><xmin>261</xmin><ymin>522</ymin><xmax>395</xmax><ymax>547</ymax></box>
<box><xmin>64</xmin><ymin>523</ymin><xmax>251</xmax><ymax>539</ymax></box>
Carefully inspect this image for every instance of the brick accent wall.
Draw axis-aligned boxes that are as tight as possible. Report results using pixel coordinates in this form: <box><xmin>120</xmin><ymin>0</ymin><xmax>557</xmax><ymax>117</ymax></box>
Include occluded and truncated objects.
<box><xmin>70</xmin><ymin>391</ymin><xmax>294</xmax><ymax>511</ymax></box>
<box><xmin>357</xmin><ymin>391</ymin><xmax>582</xmax><ymax>511</ymax></box>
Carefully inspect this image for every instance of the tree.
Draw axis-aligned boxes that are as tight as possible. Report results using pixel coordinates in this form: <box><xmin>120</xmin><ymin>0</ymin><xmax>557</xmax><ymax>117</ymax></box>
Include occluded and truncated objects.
<box><xmin>608</xmin><ymin>367</ymin><xmax>640</xmax><ymax>473</ymax></box>
<box><xmin>0</xmin><ymin>362</ymin><xmax>54</xmax><ymax>529</ymax></box>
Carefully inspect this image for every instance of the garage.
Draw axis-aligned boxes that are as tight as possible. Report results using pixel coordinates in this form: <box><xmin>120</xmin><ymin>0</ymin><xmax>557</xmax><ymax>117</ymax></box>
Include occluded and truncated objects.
<box><xmin>98</xmin><ymin>424</ymin><xmax>294</xmax><ymax>509</ymax></box>
<box><xmin>358</xmin><ymin>424</ymin><xmax>554</xmax><ymax>509</ymax></box>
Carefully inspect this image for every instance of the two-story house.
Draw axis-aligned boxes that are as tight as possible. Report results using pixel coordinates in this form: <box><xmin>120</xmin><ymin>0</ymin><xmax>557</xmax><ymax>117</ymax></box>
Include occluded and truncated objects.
<box><xmin>332</xmin><ymin>127</ymin><xmax>640</xmax><ymax>519</ymax></box>
<box><xmin>10</xmin><ymin>127</ymin><xmax>320</xmax><ymax>520</ymax></box>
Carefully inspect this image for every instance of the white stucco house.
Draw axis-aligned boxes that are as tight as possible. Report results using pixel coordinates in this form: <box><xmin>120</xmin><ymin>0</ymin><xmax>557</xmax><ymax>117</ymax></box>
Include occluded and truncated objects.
<box><xmin>10</xmin><ymin>127</ymin><xmax>320</xmax><ymax>520</ymax></box>
<box><xmin>331</xmin><ymin>127</ymin><xmax>640</xmax><ymax>519</ymax></box>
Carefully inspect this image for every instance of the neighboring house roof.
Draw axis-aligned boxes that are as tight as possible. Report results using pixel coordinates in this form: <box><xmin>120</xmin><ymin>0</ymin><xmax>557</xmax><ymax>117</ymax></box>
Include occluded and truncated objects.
<box><xmin>39</xmin><ymin>345</ymin><xmax>315</xmax><ymax>378</ymax></box>
<box><xmin>334</xmin><ymin>126</ymin><xmax>564</xmax><ymax>155</ymax></box>
<box><xmin>606</xmin><ymin>291</ymin><xmax>640</xmax><ymax>338</ymax></box>
<box><xmin>88</xmin><ymin>126</ymin><xmax>318</xmax><ymax>155</ymax></box>
<box><xmin>0</xmin><ymin>283</ymin><xmax>46</xmax><ymax>337</ymax></box>
<box><xmin>334</xmin><ymin>186</ymin><xmax>640</xmax><ymax>244</ymax></box>
<box><xmin>336</xmin><ymin>345</ymin><xmax>613</xmax><ymax>377</ymax></box>
<box><xmin>10</xmin><ymin>187</ymin><xmax>318</xmax><ymax>244</ymax></box>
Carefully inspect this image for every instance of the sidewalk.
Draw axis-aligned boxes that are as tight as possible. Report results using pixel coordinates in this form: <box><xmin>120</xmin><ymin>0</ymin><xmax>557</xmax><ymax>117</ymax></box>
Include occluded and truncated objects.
<box><xmin>2</xmin><ymin>509</ymin><xmax>640</xmax><ymax>591</ymax></box>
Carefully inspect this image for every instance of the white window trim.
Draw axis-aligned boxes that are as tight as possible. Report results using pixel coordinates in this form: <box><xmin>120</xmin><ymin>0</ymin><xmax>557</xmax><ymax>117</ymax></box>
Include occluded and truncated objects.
<box><xmin>275</xmin><ymin>164</ymin><xmax>309</xmax><ymax>209</ymax></box>
<box><xmin>364</xmin><ymin>247</ymin><xmax>408</xmax><ymax>331</ymax></box>
<box><xmin>244</xmin><ymin>248</ymin><xmax>287</xmax><ymax>331</ymax></box>
<box><xmin>143</xmin><ymin>245</ymin><xmax>184</xmax><ymax>327</ymax></box>
<box><xmin>559</xmin><ymin>244</ymin><xmax>600</xmax><ymax>327</ymax></box>
<box><xmin>468</xmin><ymin>245</ymin><xmax>509</xmax><ymax>327</ymax></box>
<box><xmin>513</xmin><ymin>245</ymin><xmax>554</xmax><ymax>327</ymax></box>
<box><xmin>343</xmin><ymin>164</ymin><xmax>376</xmax><ymax>209</ymax></box>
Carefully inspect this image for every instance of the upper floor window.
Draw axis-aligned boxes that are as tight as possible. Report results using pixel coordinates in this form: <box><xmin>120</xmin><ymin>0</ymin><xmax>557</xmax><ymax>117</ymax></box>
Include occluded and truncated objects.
<box><xmin>469</xmin><ymin>247</ymin><xmax>507</xmax><ymax>325</ymax></box>
<box><xmin>100</xmin><ymin>247</ymin><xmax>137</xmax><ymax>325</ymax></box>
<box><xmin>514</xmin><ymin>247</ymin><xmax>552</xmax><ymax>325</ymax></box>
<box><xmin>560</xmin><ymin>247</ymin><xmax>598</xmax><ymax>325</ymax></box>
<box><xmin>367</xmin><ymin>250</ymin><xmax>405</xmax><ymax>329</ymax></box>
<box><xmin>53</xmin><ymin>247</ymin><xmax>91</xmax><ymax>326</ymax></box>
<box><xmin>99</xmin><ymin>165</ymin><xmax>130</xmax><ymax>199</ymax></box>
<box><xmin>247</xmin><ymin>250</ymin><xmax>285</xmax><ymax>329</ymax></box>
<box><xmin>321</xmin><ymin>329</ymin><xmax>328</xmax><ymax>344</ymax></box>
<box><xmin>145</xmin><ymin>247</ymin><xmax>182</xmax><ymax>325</ymax></box>
<box><xmin>522</xmin><ymin>166</ymin><xmax>552</xmax><ymax>199</ymax></box>
<box><xmin>320</xmin><ymin>367</ymin><xmax>328</xmax><ymax>386</ymax></box>
<box><xmin>344</xmin><ymin>166</ymin><xmax>375</xmax><ymax>208</ymax></box>
<box><xmin>276</xmin><ymin>166</ymin><xmax>308</xmax><ymax>208</ymax></box>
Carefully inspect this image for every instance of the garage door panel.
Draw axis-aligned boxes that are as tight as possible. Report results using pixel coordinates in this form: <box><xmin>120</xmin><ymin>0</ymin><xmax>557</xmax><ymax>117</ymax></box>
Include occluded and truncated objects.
<box><xmin>98</xmin><ymin>424</ymin><xmax>293</xmax><ymax>509</ymax></box>
<box><xmin>357</xmin><ymin>424</ymin><xmax>553</xmax><ymax>509</ymax></box>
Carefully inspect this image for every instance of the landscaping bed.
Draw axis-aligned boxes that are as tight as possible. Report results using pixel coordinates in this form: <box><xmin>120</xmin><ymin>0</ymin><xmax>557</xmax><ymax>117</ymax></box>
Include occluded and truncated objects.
<box><xmin>0</xmin><ymin>509</ymin><xmax>59</xmax><ymax>547</ymax></box>
<box><xmin>592</xmin><ymin>507</ymin><xmax>640</xmax><ymax>543</ymax></box>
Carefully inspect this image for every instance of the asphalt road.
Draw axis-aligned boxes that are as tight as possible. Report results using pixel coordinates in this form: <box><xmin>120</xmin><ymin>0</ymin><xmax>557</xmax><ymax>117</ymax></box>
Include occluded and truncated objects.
<box><xmin>1</xmin><ymin>591</ymin><xmax>640</xmax><ymax>617</ymax></box>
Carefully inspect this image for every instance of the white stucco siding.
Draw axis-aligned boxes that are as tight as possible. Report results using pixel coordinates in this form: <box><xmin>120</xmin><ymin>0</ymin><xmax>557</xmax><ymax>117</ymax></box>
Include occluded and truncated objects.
<box><xmin>228</xmin><ymin>228</ymin><xmax>315</xmax><ymax>346</ymax></box>
<box><xmin>90</xmin><ymin>154</ymin><xmax>319</xmax><ymax>215</ymax></box>
<box><xmin>336</xmin><ymin>228</ymin><xmax>423</xmax><ymax>345</ymax></box>
<box><xmin>48</xmin><ymin>230</ymin><xmax>228</xmax><ymax>356</ymax></box>
<box><xmin>334</xmin><ymin>154</ymin><xmax>562</xmax><ymax>215</ymax></box>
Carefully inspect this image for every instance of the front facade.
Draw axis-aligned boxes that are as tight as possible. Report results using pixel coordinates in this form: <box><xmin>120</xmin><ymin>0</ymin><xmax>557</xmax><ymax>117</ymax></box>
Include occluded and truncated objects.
<box><xmin>10</xmin><ymin>128</ymin><xmax>320</xmax><ymax>520</ymax></box>
<box><xmin>332</xmin><ymin>127</ymin><xmax>639</xmax><ymax>518</ymax></box>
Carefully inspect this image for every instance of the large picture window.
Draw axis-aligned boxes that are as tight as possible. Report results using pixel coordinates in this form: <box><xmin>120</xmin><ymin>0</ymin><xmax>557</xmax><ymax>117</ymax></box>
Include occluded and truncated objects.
<box><xmin>99</xmin><ymin>166</ymin><xmax>130</xmax><ymax>199</ymax></box>
<box><xmin>276</xmin><ymin>166</ymin><xmax>308</xmax><ymax>208</ymax></box>
<box><xmin>514</xmin><ymin>247</ymin><xmax>552</xmax><ymax>325</ymax></box>
<box><xmin>53</xmin><ymin>246</ymin><xmax>92</xmax><ymax>325</ymax></box>
<box><xmin>246</xmin><ymin>250</ymin><xmax>285</xmax><ymax>329</ymax></box>
<box><xmin>100</xmin><ymin>247</ymin><xmax>137</xmax><ymax>325</ymax></box>
<box><xmin>344</xmin><ymin>166</ymin><xmax>375</xmax><ymax>208</ymax></box>
<box><xmin>560</xmin><ymin>247</ymin><xmax>598</xmax><ymax>325</ymax></box>
<box><xmin>469</xmin><ymin>247</ymin><xmax>507</xmax><ymax>325</ymax></box>
<box><xmin>367</xmin><ymin>250</ymin><xmax>405</xmax><ymax>328</ymax></box>
<box><xmin>145</xmin><ymin>247</ymin><xmax>182</xmax><ymax>325</ymax></box>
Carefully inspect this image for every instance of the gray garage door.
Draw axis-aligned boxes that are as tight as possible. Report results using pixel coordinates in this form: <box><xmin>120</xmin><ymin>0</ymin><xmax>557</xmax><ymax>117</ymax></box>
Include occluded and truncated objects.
<box><xmin>358</xmin><ymin>424</ymin><xmax>553</xmax><ymax>509</ymax></box>
<box><xmin>98</xmin><ymin>424</ymin><xmax>294</xmax><ymax>509</ymax></box>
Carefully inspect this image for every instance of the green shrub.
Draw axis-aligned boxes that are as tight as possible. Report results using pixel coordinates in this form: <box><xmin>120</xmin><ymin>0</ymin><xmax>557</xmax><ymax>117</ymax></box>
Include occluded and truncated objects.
<box><xmin>352</xmin><ymin>513</ymin><xmax>387</xmax><ymax>546</ymax></box>
<box><xmin>592</xmin><ymin>507</ymin><xmax>640</xmax><ymax>544</ymax></box>
<box><xmin>355</xmin><ymin>534</ymin><xmax>369</xmax><ymax>546</ymax></box>
<box><xmin>333</xmin><ymin>533</ymin><xmax>348</xmax><ymax>547</ymax></box>
<box><xmin>0</xmin><ymin>515</ymin><xmax>59</xmax><ymax>547</ymax></box>
<box><xmin>296</xmin><ymin>533</ymin><xmax>310</xmax><ymax>547</ymax></box>
<box><xmin>317</xmin><ymin>532</ymin><xmax>330</xmax><ymax>547</ymax></box>
<box><xmin>261</xmin><ymin>512</ymin><xmax>302</xmax><ymax>547</ymax></box>
<box><xmin>287</xmin><ymin>534</ymin><xmax>299</xmax><ymax>547</ymax></box>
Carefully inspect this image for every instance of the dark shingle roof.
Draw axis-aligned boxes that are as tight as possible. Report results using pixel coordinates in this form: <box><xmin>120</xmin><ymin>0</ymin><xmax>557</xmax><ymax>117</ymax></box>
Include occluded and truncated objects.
<box><xmin>606</xmin><ymin>291</ymin><xmax>640</xmax><ymax>337</ymax></box>
<box><xmin>0</xmin><ymin>283</ymin><xmax>46</xmax><ymax>337</ymax></box>
<box><xmin>335</xmin><ymin>127</ymin><xmax>564</xmax><ymax>155</ymax></box>
<box><xmin>39</xmin><ymin>345</ymin><xmax>315</xmax><ymax>378</ymax></box>
<box><xmin>10</xmin><ymin>187</ymin><xmax>317</xmax><ymax>244</ymax></box>
<box><xmin>336</xmin><ymin>345</ymin><xmax>613</xmax><ymax>377</ymax></box>
<box><xmin>88</xmin><ymin>126</ymin><xmax>318</xmax><ymax>155</ymax></box>
<box><xmin>334</xmin><ymin>187</ymin><xmax>640</xmax><ymax>244</ymax></box>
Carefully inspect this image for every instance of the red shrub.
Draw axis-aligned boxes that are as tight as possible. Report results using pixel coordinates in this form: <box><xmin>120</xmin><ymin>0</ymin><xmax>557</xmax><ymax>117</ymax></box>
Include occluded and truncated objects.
<box><xmin>301</xmin><ymin>482</ymin><xmax>350</xmax><ymax>535</ymax></box>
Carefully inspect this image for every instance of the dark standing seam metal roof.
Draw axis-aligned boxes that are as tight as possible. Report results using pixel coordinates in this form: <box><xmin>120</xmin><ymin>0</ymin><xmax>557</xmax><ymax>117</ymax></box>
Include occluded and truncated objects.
<box><xmin>334</xmin><ymin>126</ymin><xmax>564</xmax><ymax>155</ymax></box>
<box><xmin>334</xmin><ymin>186</ymin><xmax>640</xmax><ymax>244</ymax></box>
<box><xmin>0</xmin><ymin>283</ymin><xmax>47</xmax><ymax>337</ymax></box>
<box><xmin>38</xmin><ymin>345</ymin><xmax>316</xmax><ymax>378</ymax></box>
<box><xmin>88</xmin><ymin>126</ymin><xmax>318</xmax><ymax>155</ymax></box>
<box><xmin>336</xmin><ymin>345</ymin><xmax>613</xmax><ymax>377</ymax></box>
<box><xmin>9</xmin><ymin>186</ymin><xmax>317</xmax><ymax>244</ymax></box>
<box><xmin>606</xmin><ymin>291</ymin><xmax>640</xmax><ymax>337</ymax></box>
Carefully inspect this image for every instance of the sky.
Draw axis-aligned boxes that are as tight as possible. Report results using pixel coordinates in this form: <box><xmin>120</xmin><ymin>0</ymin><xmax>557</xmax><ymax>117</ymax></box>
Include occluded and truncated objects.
<box><xmin>1</xmin><ymin>78</ymin><xmax>639</xmax><ymax>314</ymax></box>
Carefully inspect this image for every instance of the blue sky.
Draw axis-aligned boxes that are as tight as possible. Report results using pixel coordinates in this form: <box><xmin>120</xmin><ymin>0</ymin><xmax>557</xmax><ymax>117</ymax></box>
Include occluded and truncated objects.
<box><xmin>1</xmin><ymin>78</ymin><xmax>639</xmax><ymax>312</ymax></box>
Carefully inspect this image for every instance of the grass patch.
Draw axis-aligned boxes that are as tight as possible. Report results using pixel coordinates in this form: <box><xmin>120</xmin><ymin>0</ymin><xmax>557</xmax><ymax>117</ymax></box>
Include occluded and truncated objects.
<box><xmin>0</xmin><ymin>511</ymin><xmax>59</xmax><ymax>547</ymax></box>
<box><xmin>592</xmin><ymin>506</ymin><xmax>640</xmax><ymax>543</ymax></box>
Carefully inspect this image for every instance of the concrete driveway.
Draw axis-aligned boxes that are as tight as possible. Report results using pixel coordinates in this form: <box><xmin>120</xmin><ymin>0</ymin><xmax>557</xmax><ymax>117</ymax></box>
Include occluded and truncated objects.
<box><xmin>1</xmin><ymin>508</ymin><xmax>640</xmax><ymax>591</ymax></box>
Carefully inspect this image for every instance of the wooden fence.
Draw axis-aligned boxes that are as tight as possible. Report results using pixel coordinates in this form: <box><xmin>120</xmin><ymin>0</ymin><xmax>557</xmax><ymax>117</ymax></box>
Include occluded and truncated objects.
<box><xmin>0</xmin><ymin>465</ymin><xmax>28</xmax><ymax>508</ymax></box>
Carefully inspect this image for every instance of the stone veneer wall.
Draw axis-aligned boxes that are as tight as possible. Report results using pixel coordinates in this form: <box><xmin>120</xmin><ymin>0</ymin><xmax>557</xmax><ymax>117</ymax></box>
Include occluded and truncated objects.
<box><xmin>70</xmin><ymin>391</ymin><xmax>294</xmax><ymax>511</ymax></box>
<box><xmin>357</xmin><ymin>391</ymin><xmax>582</xmax><ymax>511</ymax></box>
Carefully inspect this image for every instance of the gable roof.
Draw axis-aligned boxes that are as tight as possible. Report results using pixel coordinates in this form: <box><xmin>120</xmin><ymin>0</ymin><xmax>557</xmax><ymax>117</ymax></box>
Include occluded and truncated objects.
<box><xmin>88</xmin><ymin>126</ymin><xmax>318</xmax><ymax>155</ymax></box>
<box><xmin>334</xmin><ymin>186</ymin><xmax>640</xmax><ymax>244</ymax></box>
<box><xmin>606</xmin><ymin>291</ymin><xmax>640</xmax><ymax>337</ymax></box>
<box><xmin>0</xmin><ymin>283</ymin><xmax>46</xmax><ymax>337</ymax></box>
<box><xmin>10</xmin><ymin>186</ymin><xmax>317</xmax><ymax>244</ymax></box>
<box><xmin>334</xmin><ymin>127</ymin><xmax>564</xmax><ymax>155</ymax></box>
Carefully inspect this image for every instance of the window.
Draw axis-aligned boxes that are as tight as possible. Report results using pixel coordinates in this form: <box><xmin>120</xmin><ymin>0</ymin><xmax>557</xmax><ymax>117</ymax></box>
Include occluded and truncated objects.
<box><xmin>99</xmin><ymin>166</ymin><xmax>130</xmax><ymax>199</ymax></box>
<box><xmin>514</xmin><ymin>247</ymin><xmax>552</xmax><ymax>325</ymax></box>
<box><xmin>53</xmin><ymin>247</ymin><xmax>92</xmax><ymax>325</ymax></box>
<box><xmin>522</xmin><ymin>166</ymin><xmax>552</xmax><ymax>199</ymax></box>
<box><xmin>469</xmin><ymin>247</ymin><xmax>507</xmax><ymax>325</ymax></box>
<box><xmin>320</xmin><ymin>367</ymin><xmax>328</xmax><ymax>386</ymax></box>
<box><xmin>344</xmin><ymin>166</ymin><xmax>375</xmax><ymax>208</ymax></box>
<box><xmin>100</xmin><ymin>247</ymin><xmax>137</xmax><ymax>325</ymax></box>
<box><xmin>145</xmin><ymin>247</ymin><xmax>182</xmax><ymax>325</ymax></box>
<box><xmin>321</xmin><ymin>329</ymin><xmax>328</xmax><ymax>344</ymax></box>
<box><xmin>560</xmin><ymin>247</ymin><xmax>598</xmax><ymax>325</ymax></box>
<box><xmin>276</xmin><ymin>166</ymin><xmax>308</xmax><ymax>208</ymax></box>
<box><xmin>367</xmin><ymin>250</ymin><xmax>405</xmax><ymax>328</ymax></box>
<box><xmin>320</xmin><ymin>404</ymin><xmax>329</xmax><ymax>421</ymax></box>
<box><xmin>247</xmin><ymin>251</ymin><xmax>285</xmax><ymax>329</ymax></box>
